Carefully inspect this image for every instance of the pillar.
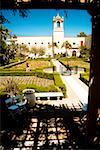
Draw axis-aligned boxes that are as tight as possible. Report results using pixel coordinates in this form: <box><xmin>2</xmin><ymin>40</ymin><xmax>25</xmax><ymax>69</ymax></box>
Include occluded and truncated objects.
<box><xmin>87</xmin><ymin>10</ymin><xmax>100</xmax><ymax>138</ymax></box>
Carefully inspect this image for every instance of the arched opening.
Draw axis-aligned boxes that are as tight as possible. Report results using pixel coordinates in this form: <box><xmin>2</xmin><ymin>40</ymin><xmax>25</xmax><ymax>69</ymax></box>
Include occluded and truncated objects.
<box><xmin>57</xmin><ymin>21</ymin><xmax>60</xmax><ymax>27</ymax></box>
<box><xmin>72</xmin><ymin>50</ymin><xmax>76</xmax><ymax>57</ymax></box>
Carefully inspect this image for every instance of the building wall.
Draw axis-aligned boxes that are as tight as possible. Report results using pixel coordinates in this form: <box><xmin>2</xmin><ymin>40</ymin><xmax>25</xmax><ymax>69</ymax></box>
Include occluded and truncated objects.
<box><xmin>15</xmin><ymin>36</ymin><xmax>85</xmax><ymax>57</ymax></box>
<box><xmin>8</xmin><ymin>14</ymin><xmax>86</xmax><ymax>58</ymax></box>
<box><xmin>85</xmin><ymin>36</ymin><xmax>91</xmax><ymax>49</ymax></box>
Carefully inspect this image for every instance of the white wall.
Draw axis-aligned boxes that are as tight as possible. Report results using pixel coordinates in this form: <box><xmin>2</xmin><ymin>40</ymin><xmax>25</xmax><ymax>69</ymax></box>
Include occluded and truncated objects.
<box><xmin>64</xmin><ymin>37</ymin><xmax>85</xmax><ymax>48</ymax></box>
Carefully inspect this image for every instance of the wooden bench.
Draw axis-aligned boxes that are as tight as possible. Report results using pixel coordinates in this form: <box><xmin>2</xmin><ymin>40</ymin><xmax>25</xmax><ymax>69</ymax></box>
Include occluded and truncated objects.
<box><xmin>35</xmin><ymin>92</ymin><xmax>63</xmax><ymax>100</ymax></box>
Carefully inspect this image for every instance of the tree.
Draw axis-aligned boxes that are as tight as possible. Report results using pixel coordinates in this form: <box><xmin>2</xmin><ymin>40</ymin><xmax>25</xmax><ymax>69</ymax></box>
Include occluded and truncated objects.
<box><xmin>77</xmin><ymin>32</ymin><xmax>87</xmax><ymax>37</ymax></box>
<box><xmin>7</xmin><ymin>40</ymin><xmax>17</xmax><ymax>60</ymax></box>
<box><xmin>38</xmin><ymin>47</ymin><xmax>45</xmax><ymax>57</ymax></box>
<box><xmin>0</xmin><ymin>25</ymin><xmax>11</xmax><ymax>65</ymax></box>
<box><xmin>61</xmin><ymin>41</ymin><xmax>71</xmax><ymax>57</ymax></box>
<box><xmin>18</xmin><ymin>43</ymin><xmax>29</xmax><ymax>57</ymax></box>
<box><xmin>79</xmin><ymin>45</ymin><xmax>90</xmax><ymax>59</ymax></box>
<box><xmin>31</xmin><ymin>46</ymin><xmax>39</xmax><ymax>57</ymax></box>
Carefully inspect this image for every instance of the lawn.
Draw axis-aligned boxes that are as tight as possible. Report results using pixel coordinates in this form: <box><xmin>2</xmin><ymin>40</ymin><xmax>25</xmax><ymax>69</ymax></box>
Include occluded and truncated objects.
<box><xmin>80</xmin><ymin>72</ymin><xmax>90</xmax><ymax>86</ymax></box>
<box><xmin>81</xmin><ymin>72</ymin><xmax>89</xmax><ymax>81</ymax></box>
<box><xmin>58</xmin><ymin>57</ymin><xmax>90</xmax><ymax>70</ymax></box>
<box><xmin>58</xmin><ymin>57</ymin><xmax>90</xmax><ymax>85</ymax></box>
<box><xmin>0</xmin><ymin>58</ymin><xmax>66</xmax><ymax>96</ymax></box>
<box><xmin>4</xmin><ymin>59</ymin><xmax>51</xmax><ymax>71</ymax></box>
<box><xmin>0</xmin><ymin>76</ymin><xmax>59</xmax><ymax>94</ymax></box>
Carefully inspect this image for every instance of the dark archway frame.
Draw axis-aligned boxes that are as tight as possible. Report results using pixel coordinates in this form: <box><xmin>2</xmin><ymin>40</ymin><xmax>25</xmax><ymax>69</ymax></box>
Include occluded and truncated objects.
<box><xmin>1</xmin><ymin>0</ymin><xmax>100</xmax><ymax>139</ymax></box>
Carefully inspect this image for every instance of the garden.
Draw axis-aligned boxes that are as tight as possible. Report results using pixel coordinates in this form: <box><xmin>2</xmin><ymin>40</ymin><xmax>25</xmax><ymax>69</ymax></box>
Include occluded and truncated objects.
<box><xmin>0</xmin><ymin>58</ymin><xmax>66</xmax><ymax>97</ymax></box>
<box><xmin>58</xmin><ymin>57</ymin><xmax>90</xmax><ymax>84</ymax></box>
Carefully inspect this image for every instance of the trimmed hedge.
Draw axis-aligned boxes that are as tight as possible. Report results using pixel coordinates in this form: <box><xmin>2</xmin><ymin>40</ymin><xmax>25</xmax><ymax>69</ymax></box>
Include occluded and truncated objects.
<box><xmin>53</xmin><ymin>73</ymin><xmax>66</xmax><ymax>97</ymax></box>
<box><xmin>0</xmin><ymin>59</ymin><xmax>27</xmax><ymax>69</ymax></box>
<box><xmin>0</xmin><ymin>84</ymin><xmax>59</xmax><ymax>96</ymax></box>
<box><xmin>0</xmin><ymin>70</ymin><xmax>54</xmax><ymax>80</ymax></box>
<box><xmin>80</xmin><ymin>73</ymin><xmax>89</xmax><ymax>86</ymax></box>
<box><xmin>18</xmin><ymin>84</ymin><xmax>58</xmax><ymax>94</ymax></box>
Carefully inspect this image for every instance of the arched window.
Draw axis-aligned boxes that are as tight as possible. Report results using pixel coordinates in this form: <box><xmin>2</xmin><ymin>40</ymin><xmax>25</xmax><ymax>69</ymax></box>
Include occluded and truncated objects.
<box><xmin>57</xmin><ymin>21</ymin><xmax>60</xmax><ymax>27</ymax></box>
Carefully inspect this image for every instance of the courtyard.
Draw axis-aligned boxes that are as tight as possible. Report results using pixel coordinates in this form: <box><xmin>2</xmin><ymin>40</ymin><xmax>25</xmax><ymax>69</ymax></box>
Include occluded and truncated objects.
<box><xmin>0</xmin><ymin>6</ymin><xmax>100</xmax><ymax>149</ymax></box>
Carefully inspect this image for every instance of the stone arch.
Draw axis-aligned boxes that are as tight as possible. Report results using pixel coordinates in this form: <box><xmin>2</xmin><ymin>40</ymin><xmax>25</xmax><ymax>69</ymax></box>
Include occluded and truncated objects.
<box><xmin>72</xmin><ymin>50</ymin><xmax>76</xmax><ymax>57</ymax></box>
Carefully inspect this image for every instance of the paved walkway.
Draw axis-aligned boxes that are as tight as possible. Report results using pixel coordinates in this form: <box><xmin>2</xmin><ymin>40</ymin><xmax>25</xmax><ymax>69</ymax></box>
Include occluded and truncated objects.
<box><xmin>51</xmin><ymin>59</ymin><xmax>89</xmax><ymax>109</ymax></box>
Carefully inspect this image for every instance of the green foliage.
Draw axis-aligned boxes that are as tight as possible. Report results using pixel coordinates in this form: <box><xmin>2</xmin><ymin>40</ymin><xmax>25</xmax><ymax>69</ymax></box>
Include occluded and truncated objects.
<box><xmin>80</xmin><ymin>72</ymin><xmax>89</xmax><ymax>86</ymax></box>
<box><xmin>79</xmin><ymin>45</ymin><xmax>90</xmax><ymax>59</ymax></box>
<box><xmin>31</xmin><ymin>46</ymin><xmax>39</xmax><ymax>56</ymax></box>
<box><xmin>77</xmin><ymin>32</ymin><xmax>87</xmax><ymax>37</ymax></box>
<box><xmin>16</xmin><ymin>43</ymin><xmax>29</xmax><ymax>57</ymax></box>
<box><xmin>58</xmin><ymin>57</ymin><xmax>90</xmax><ymax>70</ymax></box>
<box><xmin>2</xmin><ymin>78</ymin><xmax>19</xmax><ymax>96</ymax></box>
<box><xmin>0</xmin><ymin>59</ymin><xmax>26</xmax><ymax>69</ymax></box>
<box><xmin>62</xmin><ymin>41</ymin><xmax>71</xmax><ymax>49</ymax></box>
<box><xmin>19</xmin><ymin>84</ymin><xmax>58</xmax><ymax>94</ymax></box>
<box><xmin>34</xmin><ymin>57</ymin><xmax>51</xmax><ymax>61</ymax></box>
<box><xmin>0</xmin><ymin>25</ymin><xmax>17</xmax><ymax>66</ymax></box>
<box><xmin>54</xmin><ymin>73</ymin><xmax>66</xmax><ymax>97</ymax></box>
<box><xmin>0</xmin><ymin>70</ymin><xmax>54</xmax><ymax>80</ymax></box>
<box><xmin>38</xmin><ymin>47</ymin><xmax>45</xmax><ymax>57</ymax></box>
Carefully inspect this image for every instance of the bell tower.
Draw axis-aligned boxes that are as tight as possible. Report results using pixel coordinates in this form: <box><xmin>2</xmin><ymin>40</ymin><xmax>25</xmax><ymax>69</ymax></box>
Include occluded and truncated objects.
<box><xmin>53</xmin><ymin>14</ymin><xmax>64</xmax><ymax>43</ymax></box>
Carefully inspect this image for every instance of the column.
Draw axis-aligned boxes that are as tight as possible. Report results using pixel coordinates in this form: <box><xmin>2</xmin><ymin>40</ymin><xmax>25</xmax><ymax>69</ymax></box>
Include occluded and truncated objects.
<box><xmin>87</xmin><ymin>11</ymin><xmax>100</xmax><ymax>138</ymax></box>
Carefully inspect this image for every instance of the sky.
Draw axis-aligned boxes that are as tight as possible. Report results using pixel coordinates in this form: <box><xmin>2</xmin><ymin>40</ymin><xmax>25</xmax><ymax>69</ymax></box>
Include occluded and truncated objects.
<box><xmin>2</xmin><ymin>9</ymin><xmax>92</xmax><ymax>37</ymax></box>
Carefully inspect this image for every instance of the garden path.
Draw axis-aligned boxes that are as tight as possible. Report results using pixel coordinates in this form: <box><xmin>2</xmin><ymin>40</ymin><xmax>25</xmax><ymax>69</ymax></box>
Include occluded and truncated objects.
<box><xmin>51</xmin><ymin>59</ymin><xmax>89</xmax><ymax>109</ymax></box>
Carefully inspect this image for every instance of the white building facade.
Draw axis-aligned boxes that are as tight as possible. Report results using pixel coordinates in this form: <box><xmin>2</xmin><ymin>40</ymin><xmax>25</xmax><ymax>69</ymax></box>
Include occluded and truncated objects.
<box><xmin>15</xmin><ymin>14</ymin><xmax>85</xmax><ymax>58</ymax></box>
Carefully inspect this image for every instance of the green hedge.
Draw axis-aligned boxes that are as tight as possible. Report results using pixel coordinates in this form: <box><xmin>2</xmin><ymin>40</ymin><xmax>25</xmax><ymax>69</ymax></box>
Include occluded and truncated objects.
<box><xmin>19</xmin><ymin>84</ymin><xmax>59</xmax><ymax>94</ymax></box>
<box><xmin>80</xmin><ymin>73</ymin><xmax>89</xmax><ymax>86</ymax></box>
<box><xmin>0</xmin><ymin>59</ymin><xmax>27</xmax><ymax>69</ymax></box>
<box><xmin>53</xmin><ymin>73</ymin><xmax>66</xmax><ymax>97</ymax></box>
<box><xmin>0</xmin><ymin>70</ymin><xmax>54</xmax><ymax>80</ymax></box>
<box><xmin>0</xmin><ymin>84</ymin><xmax>59</xmax><ymax>96</ymax></box>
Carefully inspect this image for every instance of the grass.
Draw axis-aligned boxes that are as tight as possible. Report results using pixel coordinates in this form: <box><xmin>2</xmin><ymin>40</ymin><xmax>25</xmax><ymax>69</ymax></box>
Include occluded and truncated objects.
<box><xmin>0</xmin><ymin>75</ymin><xmax>58</xmax><ymax>95</ymax></box>
<box><xmin>3</xmin><ymin>59</ymin><xmax>51</xmax><ymax>71</ymax></box>
<box><xmin>54</xmin><ymin>73</ymin><xmax>66</xmax><ymax>97</ymax></box>
<box><xmin>59</xmin><ymin>57</ymin><xmax>90</xmax><ymax>86</ymax></box>
<box><xmin>81</xmin><ymin>73</ymin><xmax>89</xmax><ymax>81</ymax></box>
<box><xmin>58</xmin><ymin>57</ymin><xmax>90</xmax><ymax>70</ymax></box>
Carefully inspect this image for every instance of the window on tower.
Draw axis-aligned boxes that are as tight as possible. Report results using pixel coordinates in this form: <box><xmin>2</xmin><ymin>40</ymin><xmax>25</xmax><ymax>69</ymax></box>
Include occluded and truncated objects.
<box><xmin>57</xmin><ymin>21</ymin><xmax>60</xmax><ymax>28</ymax></box>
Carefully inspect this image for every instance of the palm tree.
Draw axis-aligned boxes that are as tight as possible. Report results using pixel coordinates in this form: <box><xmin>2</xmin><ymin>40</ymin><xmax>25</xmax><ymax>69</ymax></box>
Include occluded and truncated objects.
<box><xmin>2</xmin><ymin>78</ymin><xmax>19</xmax><ymax>97</ymax></box>
<box><xmin>61</xmin><ymin>41</ymin><xmax>71</xmax><ymax>57</ymax></box>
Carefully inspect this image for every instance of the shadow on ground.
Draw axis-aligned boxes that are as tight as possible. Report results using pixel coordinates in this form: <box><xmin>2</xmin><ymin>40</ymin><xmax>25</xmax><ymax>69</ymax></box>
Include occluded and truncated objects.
<box><xmin>0</xmin><ymin>101</ymin><xmax>100</xmax><ymax>150</ymax></box>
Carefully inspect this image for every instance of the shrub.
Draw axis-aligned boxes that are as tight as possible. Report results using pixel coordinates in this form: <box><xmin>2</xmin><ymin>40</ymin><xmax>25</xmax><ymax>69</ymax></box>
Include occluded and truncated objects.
<box><xmin>80</xmin><ymin>73</ymin><xmax>89</xmax><ymax>86</ymax></box>
<box><xmin>53</xmin><ymin>73</ymin><xmax>66</xmax><ymax>97</ymax></box>
<box><xmin>19</xmin><ymin>84</ymin><xmax>58</xmax><ymax>94</ymax></box>
<box><xmin>0</xmin><ymin>70</ymin><xmax>54</xmax><ymax>80</ymax></box>
<box><xmin>0</xmin><ymin>59</ymin><xmax>27</xmax><ymax>69</ymax></box>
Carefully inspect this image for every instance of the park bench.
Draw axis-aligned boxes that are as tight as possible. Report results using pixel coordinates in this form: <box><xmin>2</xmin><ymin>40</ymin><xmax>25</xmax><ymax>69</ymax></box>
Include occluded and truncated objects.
<box><xmin>35</xmin><ymin>92</ymin><xmax>63</xmax><ymax>100</ymax></box>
